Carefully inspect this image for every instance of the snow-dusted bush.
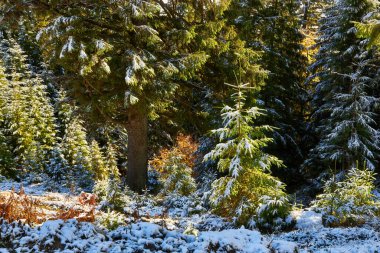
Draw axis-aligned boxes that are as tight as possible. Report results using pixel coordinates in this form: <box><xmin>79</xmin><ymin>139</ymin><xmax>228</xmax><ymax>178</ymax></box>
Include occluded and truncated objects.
<box><xmin>163</xmin><ymin>193</ymin><xmax>206</xmax><ymax>216</ymax></box>
<box><xmin>313</xmin><ymin>165</ymin><xmax>380</xmax><ymax>226</ymax></box>
<box><xmin>96</xmin><ymin>209</ymin><xmax>127</xmax><ymax>230</ymax></box>
<box><xmin>93</xmin><ymin>144</ymin><xmax>128</xmax><ymax>211</ymax></box>
<box><xmin>93</xmin><ymin>179</ymin><xmax>130</xmax><ymax>212</ymax></box>
<box><xmin>256</xmin><ymin>195</ymin><xmax>293</xmax><ymax>231</ymax></box>
<box><xmin>204</xmin><ymin>82</ymin><xmax>290</xmax><ymax>231</ymax></box>
<box><xmin>147</xmin><ymin>167</ymin><xmax>161</xmax><ymax>192</ymax></box>
<box><xmin>151</xmin><ymin>134</ymin><xmax>197</xmax><ymax>196</ymax></box>
<box><xmin>210</xmin><ymin>169</ymin><xmax>291</xmax><ymax>231</ymax></box>
<box><xmin>160</xmin><ymin>155</ymin><xmax>196</xmax><ymax>196</ymax></box>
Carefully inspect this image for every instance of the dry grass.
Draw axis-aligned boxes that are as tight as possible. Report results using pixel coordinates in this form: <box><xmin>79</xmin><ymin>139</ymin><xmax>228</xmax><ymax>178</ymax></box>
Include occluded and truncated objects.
<box><xmin>0</xmin><ymin>189</ymin><xmax>97</xmax><ymax>224</ymax></box>
<box><xmin>56</xmin><ymin>192</ymin><xmax>97</xmax><ymax>222</ymax></box>
<box><xmin>0</xmin><ymin>187</ymin><xmax>45</xmax><ymax>224</ymax></box>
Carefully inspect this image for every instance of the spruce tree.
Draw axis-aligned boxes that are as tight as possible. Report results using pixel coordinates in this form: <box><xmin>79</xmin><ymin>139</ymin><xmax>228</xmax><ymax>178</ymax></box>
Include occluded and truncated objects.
<box><xmin>90</xmin><ymin>140</ymin><xmax>108</xmax><ymax>181</ymax></box>
<box><xmin>10</xmin><ymin>0</ymin><xmax>205</xmax><ymax>191</ymax></box>
<box><xmin>204</xmin><ymin>80</ymin><xmax>289</xmax><ymax>230</ymax></box>
<box><xmin>0</xmin><ymin>37</ymin><xmax>57</xmax><ymax>173</ymax></box>
<box><xmin>0</xmin><ymin>130</ymin><xmax>14</xmax><ymax>177</ymax></box>
<box><xmin>62</xmin><ymin>117</ymin><xmax>93</xmax><ymax>190</ymax></box>
<box><xmin>93</xmin><ymin>143</ymin><xmax>125</xmax><ymax>210</ymax></box>
<box><xmin>0</xmin><ymin>60</ymin><xmax>8</xmax><ymax>123</ymax></box>
<box><xmin>230</xmin><ymin>0</ymin><xmax>310</xmax><ymax>185</ymax></box>
<box><xmin>56</xmin><ymin>89</ymin><xmax>75</xmax><ymax>133</ymax></box>
<box><xmin>105</xmin><ymin>144</ymin><xmax>120</xmax><ymax>184</ymax></box>
<box><xmin>0</xmin><ymin>62</ymin><xmax>14</xmax><ymax>176</ymax></box>
<box><xmin>305</xmin><ymin>0</ymin><xmax>380</xmax><ymax>172</ymax></box>
<box><xmin>45</xmin><ymin>144</ymin><xmax>69</xmax><ymax>186</ymax></box>
<box><xmin>159</xmin><ymin>155</ymin><xmax>196</xmax><ymax>197</ymax></box>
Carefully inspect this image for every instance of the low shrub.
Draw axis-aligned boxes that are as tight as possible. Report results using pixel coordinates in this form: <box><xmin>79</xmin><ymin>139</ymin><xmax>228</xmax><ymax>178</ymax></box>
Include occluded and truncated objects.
<box><xmin>93</xmin><ymin>179</ymin><xmax>131</xmax><ymax>212</ymax></box>
<box><xmin>313</xmin><ymin>165</ymin><xmax>380</xmax><ymax>227</ymax></box>
<box><xmin>95</xmin><ymin>209</ymin><xmax>127</xmax><ymax>230</ymax></box>
<box><xmin>151</xmin><ymin>134</ymin><xmax>198</xmax><ymax>196</ymax></box>
<box><xmin>209</xmin><ymin>170</ymin><xmax>291</xmax><ymax>232</ymax></box>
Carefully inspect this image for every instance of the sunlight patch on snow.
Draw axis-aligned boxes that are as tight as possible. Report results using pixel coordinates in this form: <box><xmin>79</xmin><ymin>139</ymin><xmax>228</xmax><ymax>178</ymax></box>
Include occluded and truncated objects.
<box><xmin>291</xmin><ymin>210</ymin><xmax>323</xmax><ymax>230</ymax></box>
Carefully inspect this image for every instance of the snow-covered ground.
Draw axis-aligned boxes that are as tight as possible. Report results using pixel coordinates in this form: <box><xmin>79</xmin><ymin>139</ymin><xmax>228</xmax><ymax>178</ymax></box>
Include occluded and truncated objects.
<box><xmin>1</xmin><ymin>180</ymin><xmax>380</xmax><ymax>253</ymax></box>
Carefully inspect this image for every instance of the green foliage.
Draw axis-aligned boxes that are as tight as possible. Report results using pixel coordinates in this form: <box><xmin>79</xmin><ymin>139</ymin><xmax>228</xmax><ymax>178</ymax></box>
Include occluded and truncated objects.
<box><xmin>230</xmin><ymin>0</ymin><xmax>310</xmax><ymax>185</ymax></box>
<box><xmin>62</xmin><ymin>117</ymin><xmax>93</xmax><ymax>190</ymax></box>
<box><xmin>105</xmin><ymin>144</ymin><xmax>120</xmax><ymax>184</ymax></box>
<box><xmin>0</xmin><ymin>130</ymin><xmax>15</xmax><ymax>177</ymax></box>
<box><xmin>96</xmin><ymin>209</ymin><xmax>127</xmax><ymax>230</ymax></box>
<box><xmin>93</xmin><ymin>179</ymin><xmax>129</xmax><ymax>212</ymax></box>
<box><xmin>256</xmin><ymin>195</ymin><xmax>292</xmax><ymax>231</ymax></box>
<box><xmin>3</xmin><ymin>0</ymin><xmax>270</xmax><ymax>192</ymax></box>
<box><xmin>29</xmin><ymin>0</ymin><xmax>217</xmax><ymax>121</ymax></box>
<box><xmin>356</xmin><ymin>21</ymin><xmax>380</xmax><ymax>48</ymax></box>
<box><xmin>0</xmin><ymin>62</ymin><xmax>15</xmax><ymax>177</ymax></box>
<box><xmin>355</xmin><ymin>1</ymin><xmax>380</xmax><ymax>48</ymax></box>
<box><xmin>56</xmin><ymin>89</ymin><xmax>76</xmax><ymax>135</ymax></box>
<box><xmin>45</xmin><ymin>144</ymin><xmax>68</xmax><ymax>186</ymax></box>
<box><xmin>0</xmin><ymin>37</ymin><xmax>57</xmax><ymax>174</ymax></box>
<box><xmin>204</xmin><ymin>81</ymin><xmax>290</xmax><ymax>230</ymax></box>
<box><xmin>304</xmin><ymin>0</ymin><xmax>380</xmax><ymax>173</ymax></box>
<box><xmin>92</xmin><ymin>179</ymin><xmax>108</xmax><ymax>201</ymax></box>
<box><xmin>313</xmin><ymin>165</ymin><xmax>380</xmax><ymax>227</ymax></box>
<box><xmin>93</xmin><ymin>144</ymin><xmax>126</xmax><ymax>211</ymax></box>
<box><xmin>152</xmin><ymin>134</ymin><xmax>197</xmax><ymax>196</ymax></box>
<box><xmin>159</xmin><ymin>154</ymin><xmax>196</xmax><ymax>197</ymax></box>
<box><xmin>90</xmin><ymin>140</ymin><xmax>108</xmax><ymax>181</ymax></box>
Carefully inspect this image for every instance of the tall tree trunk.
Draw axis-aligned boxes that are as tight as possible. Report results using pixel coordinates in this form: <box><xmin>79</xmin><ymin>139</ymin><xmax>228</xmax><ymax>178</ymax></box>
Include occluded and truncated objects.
<box><xmin>126</xmin><ymin>104</ymin><xmax>148</xmax><ymax>192</ymax></box>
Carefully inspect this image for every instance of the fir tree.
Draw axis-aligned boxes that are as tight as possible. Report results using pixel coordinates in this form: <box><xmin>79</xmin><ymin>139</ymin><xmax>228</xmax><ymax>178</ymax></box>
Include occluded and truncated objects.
<box><xmin>231</xmin><ymin>0</ymin><xmax>310</xmax><ymax>186</ymax></box>
<box><xmin>45</xmin><ymin>144</ymin><xmax>68</xmax><ymax>186</ymax></box>
<box><xmin>0</xmin><ymin>60</ymin><xmax>15</xmax><ymax>177</ymax></box>
<box><xmin>314</xmin><ymin>53</ymin><xmax>380</xmax><ymax>169</ymax></box>
<box><xmin>305</xmin><ymin>0</ymin><xmax>380</xmax><ymax>172</ymax></box>
<box><xmin>204</xmin><ymin>80</ymin><xmax>289</xmax><ymax>230</ymax></box>
<box><xmin>55</xmin><ymin>89</ymin><xmax>76</xmax><ymax>134</ymax></box>
<box><xmin>0</xmin><ymin>60</ymin><xmax>8</xmax><ymax>124</ymax></box>
<box><xmin>0</xmin><ymin>37</ymin><xmax>57</xmax><ymax>173</ymax></box>
<box><xmin>62</xmin><ymin>117</ymin><xmax>93</xmax><ymax>190</ymax></box>
<box><xmin>105</xmin><ymin>144</ymin><xmax>124</xmax><ymax>210</ymax></box>
<box><xmin>105</xmin><ymin>144</ymin><xmax>120</xmax><ymax>184</ymax></box>
<box><xmin>93</xmin><ymin>143</ymin><xmax>126</xmax><ymax>211</ymax></box>
<box><xmin>11</xmin><ymin>0</ymin><xmax>206</xmax><ymax>191</ymax></box>
<box><xmin>150</xmin><ymin>134</ymin><xmax>198</xmax><ymax>196</ymax></box>
<box><xmin>0</xmin><ymin>130</ymin><xmax>14</xmax><ymax>177</ymax></box>
<box><xmin>90</xmin><ymin>140</ymin><xmax>108</xmax><ymax>181</ymax></box>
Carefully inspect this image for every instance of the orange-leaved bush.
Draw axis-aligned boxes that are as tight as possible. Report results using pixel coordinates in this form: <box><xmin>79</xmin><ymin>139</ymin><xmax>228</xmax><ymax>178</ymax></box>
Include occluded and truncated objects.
<box><xmin>150</xmin><ymin>134</ymin><xmax>198</xmax><ymax>196</ymax></box>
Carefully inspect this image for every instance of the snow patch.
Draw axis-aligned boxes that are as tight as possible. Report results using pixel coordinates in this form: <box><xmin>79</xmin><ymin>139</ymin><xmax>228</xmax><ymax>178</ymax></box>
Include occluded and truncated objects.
<box><xmin>292</xmin><ymin>210</ymin><xmax>323</xmax><ymax>230</ymax></box>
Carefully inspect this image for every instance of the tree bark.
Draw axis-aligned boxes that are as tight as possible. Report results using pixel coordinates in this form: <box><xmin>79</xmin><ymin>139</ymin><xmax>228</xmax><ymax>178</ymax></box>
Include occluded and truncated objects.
<box><xmin>126</xmin><ymin>104</ymin><xmax>148</xmax><ymax>193</ymax></box>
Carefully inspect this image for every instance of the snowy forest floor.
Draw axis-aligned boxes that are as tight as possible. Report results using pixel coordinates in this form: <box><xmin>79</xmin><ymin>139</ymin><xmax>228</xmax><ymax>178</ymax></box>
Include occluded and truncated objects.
<box><xmin>1</xmin><ymin>180</ymin><xmax>380</xmax><ymax>252</ymax></box>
